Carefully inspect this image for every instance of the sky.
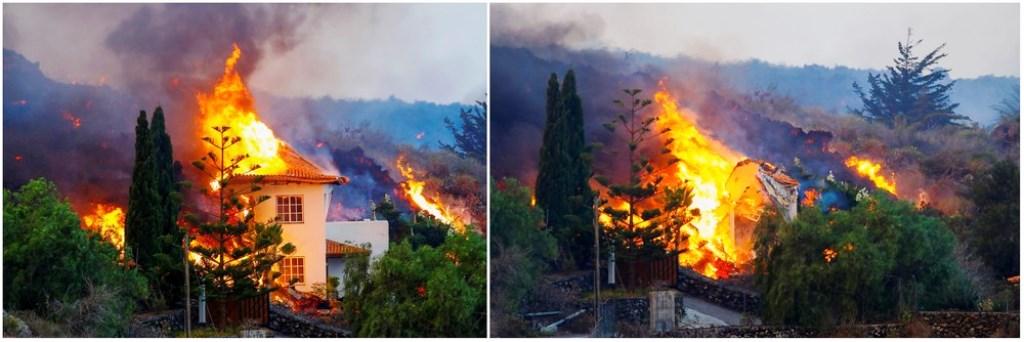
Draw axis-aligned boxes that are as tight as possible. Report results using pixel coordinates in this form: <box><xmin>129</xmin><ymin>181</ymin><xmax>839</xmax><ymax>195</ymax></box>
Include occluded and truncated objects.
<box><xmin>3</xmin><ymin>3</ymin><xmax>486</xmax><ymax>104</ymax></box>
<box><xmin>492</xmin><ymin>3</ymin><xmax>1020</xmax><ymax>79</ymax></box>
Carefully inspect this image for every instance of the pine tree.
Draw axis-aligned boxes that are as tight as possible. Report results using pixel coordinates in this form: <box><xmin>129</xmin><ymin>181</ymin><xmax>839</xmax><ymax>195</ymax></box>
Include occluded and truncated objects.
<box><xmin>595</xmin><ymin>89</ymin><xmax>697</xmax><ymax>268</ymax></box>
<box><xmin>852</xmin><ymin>30</ymin><xmax>968</xmax><ymax>130</ymax></box>
<box><xmin>125</xmin><ymin>110</ymin><xmax>163</xmax><ymax>271</ymax></box>
<box><xmin>188</xmin><ymin>126</ymin><xmax>295</xmax><ymax>303</ymax></box>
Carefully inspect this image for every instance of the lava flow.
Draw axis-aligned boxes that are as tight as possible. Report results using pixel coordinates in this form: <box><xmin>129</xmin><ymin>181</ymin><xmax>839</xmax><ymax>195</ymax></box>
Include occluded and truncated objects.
<box><xmin>197</xmin><ymin>43</ymin><xmax>288</xmax><ymax>189</ymax></box>
<box><xmin>844</xmin><ymin>155</ymin><xmax>897</xmax><ymax>194</ymax></box>
<box><xmin>396</xmin><ymin>155</ymin><xmax>469</xmax><ymax>232</ymax></box>
<box><xmin>81</xmin><ymin>203</ymin><xmax>126</xmax><ymax>251</ymax></box>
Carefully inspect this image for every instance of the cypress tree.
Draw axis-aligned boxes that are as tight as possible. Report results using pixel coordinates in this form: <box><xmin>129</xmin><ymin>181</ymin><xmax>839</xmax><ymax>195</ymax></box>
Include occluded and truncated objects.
<box><xmin>148</xmin><ymin>107</ymin><xmax>185</xmax><ymax>306</ymax></box>
<box><xmin>535</xmin><ymin>73</ymin><xmax>569</xmax><ymax>223</ymax></box>
<box><xmin>125</xmin><ymin>110</ymin><xmax>163</xmax><ymax>272</ymax></box>
<box><xmin>560</xmin><ymin>70</ymin><xmax>596</xmax><ymax>269</ymax></box>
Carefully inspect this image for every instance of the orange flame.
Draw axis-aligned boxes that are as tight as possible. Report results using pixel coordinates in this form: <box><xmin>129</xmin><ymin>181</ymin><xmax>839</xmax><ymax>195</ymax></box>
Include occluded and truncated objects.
<box><xmin>844</xmin><ymin>156</ymin><xmax>896</xmax><ymax>194</ymax></box>
<box><xmin>81</xmin><ymin>203</ymin><xmax>125</xmax><ymax>251</ymax></box>
<box><xmin>197</xmin><ymin>44</ymin><xmax>287</xmax><ymax>188</ymax></box>
<box><xmin>801</xmin><ymin>188</ymin><xmax>819</xmax><ymax>207</ymax></box>
<box><xmin>396</xmin><ymin>155</ymin><xmax>468</xmax><ymax>232</ymax></box>
<box><xmin>823</xmin><ymin>247</ymin><xmax>838</xmax><ymax>263</ymax></box>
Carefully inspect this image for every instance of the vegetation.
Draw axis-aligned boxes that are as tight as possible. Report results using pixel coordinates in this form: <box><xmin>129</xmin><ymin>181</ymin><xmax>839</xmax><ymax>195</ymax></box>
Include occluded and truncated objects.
<box><xmin>490</xmin><ymin>178</ymin><xmax>558</xmax><ymax>336</ymax></box>
<box><xmin>853</xmin><ymin>31</ymin><xmax>968</xmax><ymax>131</ymax></box>
<box><xmin>754</xmin><ymin>191</ymin><xmax>976</xmax><ymax>328</ymax></box>
<box><xmin>343</xmin><ymin>232</ymin><xmax>486</xmax><ymax>337</ymax></box>
<box><xmin>187</xmin><ymin>126</ymin><xmax>294</xmax><ymax>302</ymax></box>
<box><xmin>441</xmin><ymin>100</ymin><xmax>487</xmax><ymax>164</ymax></box>
<box><xmin>595</xmin><ymin>89</ymin><xmax>697</xmax><ymax>265</ymax></box>
<box><xmin>535</xmin><ymin>70</ymin><xmax>596</xmax><ymax>269</ymax></box>
<box><xmin>964</xmin><ymin>159</ymin><xmax>1019</xmax><ymax>278</ymax></box>
<box><xmin>4</xmin><ymin>179</ymin><xmax>148</xmax><ymax>336</ymax></box>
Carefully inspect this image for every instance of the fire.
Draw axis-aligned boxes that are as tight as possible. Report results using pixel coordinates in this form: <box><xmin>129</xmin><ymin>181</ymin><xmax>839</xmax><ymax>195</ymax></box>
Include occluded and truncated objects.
<box><xmin>802</xmin><ymin>188</ymin><xmax>819</xmax><ymax>207</ymax></box>
<box><xmin>595</xmin><ymin>85</ymin><xmax>748</xmax><ymax>279</ymax></box>
<box><xmin>197</xmin><ymin>44</ymin><xmax>287</xmax><ymax>186</ymax></box>
<box><xmin>844</xmin><ymin>156</ymin><xmax>896</xmax><ymax>194</ymax></box>
<box><xmin>62</xmin><ymin>111</ymin><xmax>82</xmax><ymax>128</ymax></box>
<box><xmin>396</xmin><ymin>155</ymin><xmax>468</xmax><ymax>232</ymax></box>
<box><xmin>823</xmin><ymin>247</ymin><xmax>838</xmax><ymax>263</ymax></box>
<box><xmin>81</xmin><ymin>203</ymin><xmax>125</xmax><ymax>251</ymax></box>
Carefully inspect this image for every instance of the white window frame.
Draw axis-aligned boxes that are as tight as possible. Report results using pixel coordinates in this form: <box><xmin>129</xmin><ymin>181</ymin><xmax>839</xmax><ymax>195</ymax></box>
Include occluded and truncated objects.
<box><xmin>275</xmin><ymin>195</ymin><xmax>304</xmax><ymax>224</ymax></box>
<box><xmin>281</xmin><ymin>256</ymin><xmax>305</xmax><ymax>285</ymax></box>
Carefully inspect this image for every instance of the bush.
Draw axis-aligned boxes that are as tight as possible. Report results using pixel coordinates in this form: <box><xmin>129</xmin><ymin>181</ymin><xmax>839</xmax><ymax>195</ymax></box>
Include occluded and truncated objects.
<box><xmin>343</xmin><ymin>232</ymin><xmax>485</xmax><ymax>337</ymax></box>
<box><xmin>3</xmin><ymin>179</ymin><xmax>148</xmax><ymax>336</ymax></box>
<box><xmin>965</xmin><ymin>159</ymin><xmax>1020</xmax><ymax>278</ymax></box>
<box><xmin>755</xmin><ymin>192</ymin><xmax>975</xmax><ymax>328</ymax></box>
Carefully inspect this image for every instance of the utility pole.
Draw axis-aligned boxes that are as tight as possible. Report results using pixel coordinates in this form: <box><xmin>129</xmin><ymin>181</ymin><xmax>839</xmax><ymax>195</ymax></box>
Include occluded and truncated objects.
<box><xmin>592</xmin><ymin>196</ymin><xmax>601</xmax><ymax>336</ymax></box>
<box><xmin>183</xmin><ymin>233</ymin><xmax>191</xmax><ymax>337</ymax></box>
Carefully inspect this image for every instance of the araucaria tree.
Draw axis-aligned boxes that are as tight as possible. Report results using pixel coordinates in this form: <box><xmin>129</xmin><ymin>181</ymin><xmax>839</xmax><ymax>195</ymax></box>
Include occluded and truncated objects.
<box><xmin>534</xmin><ymin>70</ymin><xmax>596</xmax><ymax>269</ymax></box>
<box><xmin>187</xmin><ymin>126</ymin><xmax>294</xmax><ymax>303</ymax></box>
<box><xmin>595</xmin><ymin>89</ymin><xmax>697</xmax><ymax>269</ymax></box>
<box><xmin>853</xmin><ymin>30</ymin><xmax>968</xmax><ymax>130</ymax></box>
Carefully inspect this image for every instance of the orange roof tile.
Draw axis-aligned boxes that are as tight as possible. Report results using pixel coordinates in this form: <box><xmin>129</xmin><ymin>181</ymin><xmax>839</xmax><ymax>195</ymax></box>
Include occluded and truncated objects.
<box><xmin>326</xmin><ymin>239</ymin><xmax>369</xmax><ymax>257</ymax></box>
<box><xmin>230</xmin><ymin>144</ymin><xmax>348</xmax><ymax>185</ymax></box>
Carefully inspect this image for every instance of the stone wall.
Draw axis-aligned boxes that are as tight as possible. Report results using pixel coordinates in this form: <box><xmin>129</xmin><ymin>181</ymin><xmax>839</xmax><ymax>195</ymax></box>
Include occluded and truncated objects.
<box><xmin>130</xmin><ymin>309</ymin><xmax>188</xmax><ymax>337</ymax></box>
<box><xmin>657</xmin><ymin>311</ymin><xmax>1019</xmax><ymax>338</ymax></box>
<box><xmin>603</xmin><ymin>297</ymin><xmax>648</xmax><ymax>326</ymax></box>
<box><xmin>675</xmin><ymin>268</ymin><xmax>761</xmax><ymax>313</ymax></box>
<box><xmin>267</xmin><ymin>305</ymin><xmax>351</xmax><ymax>337</ymax></box>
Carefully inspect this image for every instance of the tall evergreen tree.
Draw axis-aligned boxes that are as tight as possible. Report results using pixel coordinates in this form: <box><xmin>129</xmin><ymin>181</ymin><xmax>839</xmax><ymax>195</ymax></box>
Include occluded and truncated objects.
<box><xmin>147</xmin><ymin>107</ymin><xmax>185</xmax><ymax>307</ymax></box>
<box><xmin>441</xmin><ymin>101</ymin><xmax>487</xmax><ymax>164</ymax></box>
<box><xmin>852</xmin><ymin>30</ymin><xmax>968</xmax><ymax>130</ymax></box>
<box><xmin>125</xmin><ymin>110</ymin><xmax>163</xmax><ymax>271</ymax></box>
<box><xmin>534</xmin><ymin>70</ymin><xmax>597</xmax><ymax>269</ymax></box>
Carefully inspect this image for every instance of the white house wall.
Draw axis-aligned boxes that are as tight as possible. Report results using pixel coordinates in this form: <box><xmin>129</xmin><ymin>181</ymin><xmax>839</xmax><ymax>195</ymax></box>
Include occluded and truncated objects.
<box><xmin>247</xmin><ymin>182</ymin><xmax>331</xmax><ymax>293</ymax></box>
<box><xmin>325</xmin><ymin>220</ymin><xmax>390</xmax><ymax>290</ymax></box>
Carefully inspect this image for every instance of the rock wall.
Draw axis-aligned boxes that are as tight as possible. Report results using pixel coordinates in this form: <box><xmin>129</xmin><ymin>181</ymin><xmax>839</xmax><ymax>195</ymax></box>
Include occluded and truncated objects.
<box><xmin>658</xmin><ymin>312</ymin><xmax>1019</xmax><ymax>338</ymax></box>
<box><xmin>130</xmin><ymin>309</ymin><xmax>188</xmax><ymax>337</ymax></box>
<box><xmin>675</xmin><ymin>268</ymin><xmax>761</xmax><ymax>313</ymax></box>
<box><xmin>603</xmin><ymin>297</ymin><xmax>648</xmax><ymax>326</ymax></box>
<box><xmin>267</xmin><ymin>305</ymin><xmax>351</xmax><ymax>337</ymax></box>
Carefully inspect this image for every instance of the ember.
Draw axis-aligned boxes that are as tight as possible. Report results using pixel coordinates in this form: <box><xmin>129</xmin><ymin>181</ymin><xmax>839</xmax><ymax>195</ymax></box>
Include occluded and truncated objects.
<box><xmin>62</xmin><ymin>111</ymin><xmax>82</xmax><ymax>129</ymax></box>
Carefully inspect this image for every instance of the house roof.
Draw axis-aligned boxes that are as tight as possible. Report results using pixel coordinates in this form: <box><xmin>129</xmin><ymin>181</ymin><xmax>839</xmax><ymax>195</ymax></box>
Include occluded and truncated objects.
<box><xmin>229</xmin><ymin>144</ymin><xmax>348</xmax><ymax>185</ymax></box>
<box><xmin>326</xmin><ymin>239</ymin><xmax>369</xmax><ymax>257</ymax></box>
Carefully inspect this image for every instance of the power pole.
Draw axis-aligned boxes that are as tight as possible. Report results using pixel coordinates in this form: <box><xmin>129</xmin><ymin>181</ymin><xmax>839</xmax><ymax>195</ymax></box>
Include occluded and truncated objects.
<box><xmin>592</xmin><ymin>196</ymin><xmax>601</xmax><ymax>336</ymax></box>
<box><xmin>183</xmin><ymin>233</ymin><xmax>191</xmax><ymax>337</ymax></box>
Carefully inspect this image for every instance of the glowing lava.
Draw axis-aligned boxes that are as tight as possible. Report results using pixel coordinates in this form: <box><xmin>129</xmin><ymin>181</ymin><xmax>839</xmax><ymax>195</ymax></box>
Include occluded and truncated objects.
<box><xmin>396</xmin><ymin>155</ymin><xmax>468</xmax><ymax>232</ymax></box>
<box><xmin>844</xmin><ymin>155</ymin><xmax>897</xmax><ymax>194</ymax></box>
<box><xmin>197</xmin><ymin>44</ymin><xmax>287</xmax><ymax>186</ymax></box>
<box><xmin>81</xmin><ymin>203</ymin><xmax>125</xmax><ymax>251</ymax></box>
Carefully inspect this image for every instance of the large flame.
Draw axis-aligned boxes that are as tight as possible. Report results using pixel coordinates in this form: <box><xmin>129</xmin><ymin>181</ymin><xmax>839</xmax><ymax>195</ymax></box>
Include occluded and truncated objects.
<box><xmin>844</xmin><ymin>155</ymin><xmax>897</xmax><ymax>194</ymax></box>
<box><xmin>197</xmin><ymin>44</ymin><xmax>287</xmax><ymax>185</ymax></box>
<box><xmin>396</xmin><ymin>155</ymin><xmax>468</xmax><ymax>233</ymax></box>
<box><xmin>81</xmin><ymin>203</ymin><xmax>125</xmax><ymax>251</ymax></box>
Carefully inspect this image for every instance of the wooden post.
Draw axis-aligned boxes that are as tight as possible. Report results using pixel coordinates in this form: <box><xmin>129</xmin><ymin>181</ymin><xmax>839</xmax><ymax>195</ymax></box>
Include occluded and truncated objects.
<box><xmin>183</xmin><ymin>233</ymin><xmax>191</xmax><ymax>337</ymax></box>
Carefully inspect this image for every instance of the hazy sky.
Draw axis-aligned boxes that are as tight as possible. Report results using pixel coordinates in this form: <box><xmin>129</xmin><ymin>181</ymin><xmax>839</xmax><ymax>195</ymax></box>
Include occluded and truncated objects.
<box><xmin>493</xmin><ymin>3</ymin><xmax>1020</xmax><ymax>78</ymax></box>
<box><xmin>4</xmin><ymin>3</ymin><xmax>486</xmax><ymax>104</ymax></box>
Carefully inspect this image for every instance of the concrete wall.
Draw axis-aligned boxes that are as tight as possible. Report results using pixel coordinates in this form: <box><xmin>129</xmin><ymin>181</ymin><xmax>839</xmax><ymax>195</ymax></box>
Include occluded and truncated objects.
<box><xmin>247</xmin><ymin>183</ymin><xmax>332</xmax><ymax>292</ymax></box>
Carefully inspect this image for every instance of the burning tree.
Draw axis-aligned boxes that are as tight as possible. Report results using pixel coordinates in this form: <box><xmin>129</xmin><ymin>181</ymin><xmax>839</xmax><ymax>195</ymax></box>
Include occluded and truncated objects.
<box><xmin>187</xmin><ymin>125</ymin><xmax>295</xmax><ymax>306</ymax></box>
<box><xmin>595</xmin><ymin>88</ymin><xmax>698</xmax><ymax>286</ymax></box>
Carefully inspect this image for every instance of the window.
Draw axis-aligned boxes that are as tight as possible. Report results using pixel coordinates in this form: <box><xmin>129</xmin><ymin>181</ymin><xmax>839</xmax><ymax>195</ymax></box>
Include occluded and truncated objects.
<box><xmin>281</xmin><ymin>257</ymin><xmax>305</xmax><ymax>284</ymax></box>
<box><xmin>276</xmin><ymin>195</ymin><xmax>303</xmax><ymax>223</ymax></box>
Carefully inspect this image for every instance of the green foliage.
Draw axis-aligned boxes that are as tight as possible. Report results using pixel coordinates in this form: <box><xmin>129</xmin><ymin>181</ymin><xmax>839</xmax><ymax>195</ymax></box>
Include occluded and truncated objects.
<box><xmin>597</xmin><ymin>89</ymin><xmax>696</xmax><ymax>265</ymax></box>
<box><xmin>441</xmin><ymin>100</ymin><xmax>487</xmax><ymax>164</ymax></box>
<box><xmin>4</xmin><ymin>179</ymin><xmax>148</xmax><ymax>336</ymax></box>
<box><xmin>755</xmin><ymin>192</ymin><xmax>976</xmax><ymax>328</ymax></box>
<box><xmin>408</xmin><ymin>214</ymin><xmax>453</xmax><ymax>249</ymax></box>
<box><xmin>965</xmin><ymin>159</ymin><xmax>1019</xmax><ymax>277</ymax></box>
<box><xmin>490</xmin><ymin>178</ymin><xmax>557</xmax><ymax>325</ymax></box>
<box><xmin>535</xmin><ymin>70</ymin><xmax>597</xmax><ymax>269</ymax></box>
<box><xmin>145</xmin><ymin>107</ymin><xmax>186</xmax><ymax>307</ymax></box>
<box><xmin>343</xmin><ymin>233</ymin><xmax>486</xmax><ymax>337</ymax></box>
<box><xmin>852</xmin><ymin>31</ymin><xmax>968</xmax><ymax>130</ymax></box>
<box><xmin>373</xmin><ymin>195</ymin><xmax>410</xmax><ymax>243</ymax></box>
<box><xmin>126</xmin><ymin>110</ymin><xmax>164</xmax><ymax>271</ymax></box>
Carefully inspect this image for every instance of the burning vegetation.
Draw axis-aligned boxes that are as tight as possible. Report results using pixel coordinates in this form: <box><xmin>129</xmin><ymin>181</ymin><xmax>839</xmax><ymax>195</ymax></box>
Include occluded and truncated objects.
<box><xmin>80</xmin><ymin>203</ymin><xmax>126</xmax><ymax>251</ymax></box>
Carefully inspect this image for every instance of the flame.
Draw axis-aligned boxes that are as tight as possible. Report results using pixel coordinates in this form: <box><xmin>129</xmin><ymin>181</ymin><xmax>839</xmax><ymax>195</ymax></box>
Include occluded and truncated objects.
<box><xmin>396</xmin><ymin>155</ymin><xmax>468</xmax><ymax>232</ymax></box>
<box><xmin>844</xmin><ymin>156</ymin><xmax>896</xmax><ymax>194</ymax></box>
<box><xmin>81</xmin><ymin>203</ymin><xmax>125</xmax><ymax>251</ymax></box>
<box><xmin>823</xmin><ymin>247</ymin><xmax>838</xmax><ymax>263</ymax></box>
<box><xmin>596</xmin><ymin>85</ymin><xmax>747</xmax><ymax>279</ymax></box>
<box><xmin>801</xmin><ymin>188</ymin><xmax>819</xmax><ymax>207</ymax></box>
<box><xmin>197</xmin><ymin>44</ymin><xmax>287</xmax><ymax>188</ymax></box>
